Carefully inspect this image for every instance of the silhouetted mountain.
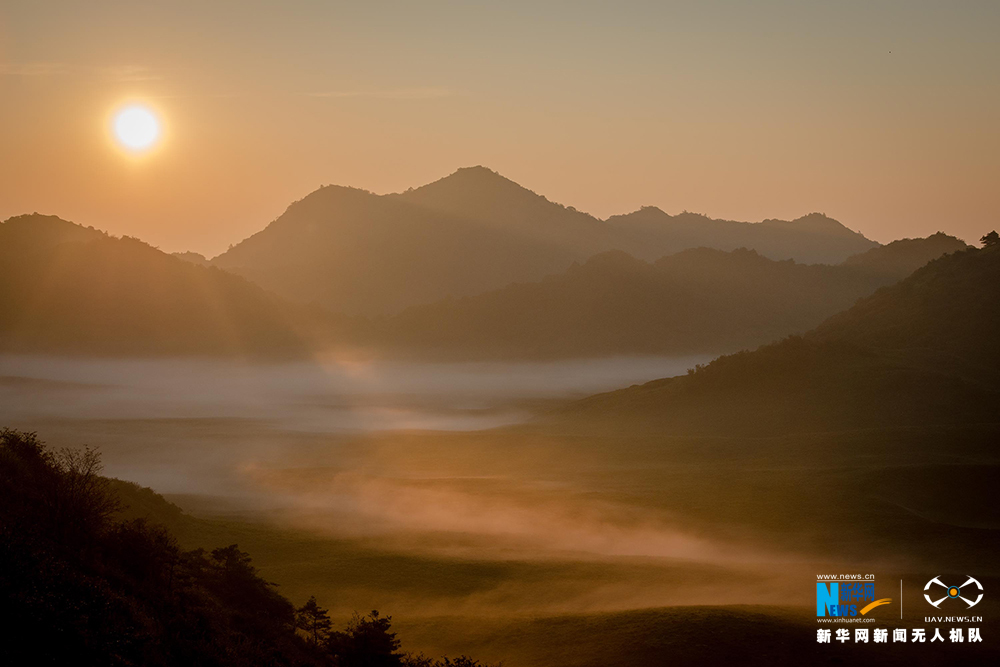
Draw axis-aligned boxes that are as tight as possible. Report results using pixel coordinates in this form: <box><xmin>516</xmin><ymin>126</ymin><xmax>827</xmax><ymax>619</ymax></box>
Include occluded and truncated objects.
<box><xmin>0</xmin><ymin>214</ymin><xmax>334</xmax><ymax>358</ymax></box>
<box><xmin>841</xmin><ymin>232</ymin><xmax>971</xmax><ymax>278</ymax></box>
<box><xmin>213</xmin><ymin>175</ymin><xmax>583</xmax><ymax>315</ymax></box>
<box><xmin>606</xmin><ymin>207</ymin><xmax>877</xmax><ymax>264</ymax></box>
<box><xmin>0</xmin><ymin>212</ymin><xmax>961</xmax><ymax>361</ymax></box>
<box><xmin>393</xmin><ymin>166</ymin><xmax>617</xmax><ymax>255</ymax></box>
<box><xmin>0</xmin><ymin>212</ymin><xmax>107</xmax><ymax>245</ymax></box>
<box><xmin>366</xmin><ymin>235</ymin><xmax>965</xmax><ymax>359</ymax></box>
<box><xmin>814</xmin><ymin>243</ymin><xmax>1000</xmax><ymax>374</ymax></box>
<box><xmin>557</xmin><ymin>244</ymin><xmax>1000</xmax><ymax>435</ymax></box>
<box><xmin>212</xmin><ymin>168</ymin><xmax>878</xmax><ymax>314</ymax></box>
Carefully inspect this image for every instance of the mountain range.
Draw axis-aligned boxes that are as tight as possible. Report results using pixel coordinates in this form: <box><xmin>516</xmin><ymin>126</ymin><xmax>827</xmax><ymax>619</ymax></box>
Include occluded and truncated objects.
<box><xmin>364</xmin><ymin>233</ymin><xmax>968</xmax><ymax>359</ymax></box>
<box><xmin>211</xmin><ymin>167</ymin><xmax>879</xmax><ymax>314</ymax></box>
<box><xmin>0</xmin><ymin>211</ymin><xmax>966</xmax><ymax>360</ymax></box>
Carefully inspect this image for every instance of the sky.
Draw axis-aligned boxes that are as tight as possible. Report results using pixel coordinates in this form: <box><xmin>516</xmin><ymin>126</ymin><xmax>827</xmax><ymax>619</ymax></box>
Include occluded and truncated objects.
<box><xmin>1</xmin><ymin>0</ymin><xmax>998</xmax><ymax>256</ymax></box>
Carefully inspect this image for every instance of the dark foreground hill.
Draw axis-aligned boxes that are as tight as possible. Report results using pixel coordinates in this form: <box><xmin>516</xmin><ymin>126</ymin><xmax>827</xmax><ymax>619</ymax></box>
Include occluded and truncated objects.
<box><xmin>0</xmin><ymin>214</ymin><xmax>338</xmax><ymax>358</ymax></box>
<box><xmin>0</xmin><ymin>428</ymin><xmax>496</xmax><ymax>667</ymax></box>
<box><xmin>366</xmin><ymin>234</ymin><xmax>968</xmax><ymax>359</ymax></box>
<box><xmin>212</xmin><ymin>167</ymin><xmax>877</xmax><ymax>314</ymax></box>
<box><xmin>8</xmin><ymin>427</ymin><xmax>997</xmax><ymax>667</ymax></box>
<box><xmin>556</xmin><ymin>243</ymin><xmax>1000</xmax><ymax>435</ymax></box>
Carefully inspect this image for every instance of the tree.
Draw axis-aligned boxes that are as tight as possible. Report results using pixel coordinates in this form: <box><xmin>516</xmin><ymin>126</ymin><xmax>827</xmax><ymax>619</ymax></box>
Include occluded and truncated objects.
<box><xmin>297</xmin><ymin>595</ymin><xmax>333</xmax><ymax>645</ymax></box>
<box><xmin>981</xmin><ymin>230</ymin><xmax>999</xmax><ymax>247</ymax></box>
<box><xmin>210</xmin><ymin>543</ymin><xmax>256</xmax><ymax>578</ymax></box>
<box><xmin>328</xmin><ymin>610</ymin><xmax>403</xmax><ymax>666</ymax></box>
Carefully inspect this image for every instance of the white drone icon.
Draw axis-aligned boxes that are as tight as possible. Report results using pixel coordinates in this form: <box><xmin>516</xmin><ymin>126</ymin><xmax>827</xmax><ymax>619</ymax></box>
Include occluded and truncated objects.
<box><xmin>924</xmin><ymin>576</ymin><xmax>984</xmax><ymax>609</ymax></box>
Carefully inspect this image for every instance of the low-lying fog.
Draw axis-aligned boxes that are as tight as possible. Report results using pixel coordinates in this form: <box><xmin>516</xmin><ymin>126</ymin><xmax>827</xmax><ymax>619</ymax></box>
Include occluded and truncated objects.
<box><xmin>0</xmin><ymin>354</ymin><xmax>708</xmax><ymax>430</ymax></box>
<box><xmin>2</xmin><ymin>352</ymin><xmax>814</xmax><ymax>615</ymax></box>
<box><xmin>0</xmin><ymin>353</ymin><xmax>713</xmax><ymax>505</ymax></box>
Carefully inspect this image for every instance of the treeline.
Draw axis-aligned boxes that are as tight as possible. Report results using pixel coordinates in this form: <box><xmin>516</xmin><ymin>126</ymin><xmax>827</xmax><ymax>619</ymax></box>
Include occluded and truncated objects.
<box><xmin>0</xmin><ymin>429</ymin><xmax>498</xmax><ymax>667</ymax></box>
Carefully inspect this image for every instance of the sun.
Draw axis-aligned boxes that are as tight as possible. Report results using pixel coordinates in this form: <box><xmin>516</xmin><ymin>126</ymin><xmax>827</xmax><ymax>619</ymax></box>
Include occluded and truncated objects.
<box><xmin>112</xmin><ymin>105</ymin><xmax>161</xmax><ymax>152</ymax></box>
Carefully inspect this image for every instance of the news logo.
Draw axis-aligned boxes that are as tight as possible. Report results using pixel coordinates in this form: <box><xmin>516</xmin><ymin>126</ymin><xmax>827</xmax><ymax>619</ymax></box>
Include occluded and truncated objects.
<box><xmin>817</xmin><ymin>579</ymin><xmax>892</xmax><ymax>617</ymax></box>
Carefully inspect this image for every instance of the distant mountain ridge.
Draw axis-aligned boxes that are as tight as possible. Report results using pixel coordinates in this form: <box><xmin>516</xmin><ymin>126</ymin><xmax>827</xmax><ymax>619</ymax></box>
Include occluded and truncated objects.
<box><xmin>606</xmin><ymin>207</ymin><xmax>875</xmax><ymax>264</ymax></box>
<box><xmin>212</xmin><ymin>167</ymin><xmax>879</xmax><ymax>314</ymax></box>
<box><xmin>0</xmin><ymin>213</ymin><xmax>966</xmax><ymax>361</ymax></box>
<box><xmin>360</xmin><ymin>234</ymin><xmax>969</xmax><ymax>360</ymax></box>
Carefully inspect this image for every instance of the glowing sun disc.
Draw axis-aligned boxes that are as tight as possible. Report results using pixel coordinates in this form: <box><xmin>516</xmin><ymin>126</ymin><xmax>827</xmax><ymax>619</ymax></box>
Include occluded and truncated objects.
<box><xmin>113</xmin><ymin>105</ymin><xmax>161</xmax><ymax>151</ymax></box>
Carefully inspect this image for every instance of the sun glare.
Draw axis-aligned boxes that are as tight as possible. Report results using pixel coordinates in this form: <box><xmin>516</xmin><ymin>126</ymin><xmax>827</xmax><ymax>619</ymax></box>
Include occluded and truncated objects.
<box><xmin>112</xmin><ymin>105</ymin><xmax>161</xmax><ymax>152</ymax></box>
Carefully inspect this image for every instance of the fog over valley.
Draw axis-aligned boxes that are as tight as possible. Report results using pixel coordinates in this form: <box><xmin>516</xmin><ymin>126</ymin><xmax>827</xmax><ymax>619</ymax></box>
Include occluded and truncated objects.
<box><xmin>6</xmin><ymin>4</ymin><xmax>1000</xmax><ymax>663</ymax></box>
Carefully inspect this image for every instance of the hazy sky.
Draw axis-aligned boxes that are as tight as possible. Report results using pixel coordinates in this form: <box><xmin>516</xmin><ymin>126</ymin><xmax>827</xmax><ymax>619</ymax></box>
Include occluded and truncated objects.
<box><xmin>1</xmin><ymin>1</ymin><xmax>998</xmax><ymax>256</ymax></box>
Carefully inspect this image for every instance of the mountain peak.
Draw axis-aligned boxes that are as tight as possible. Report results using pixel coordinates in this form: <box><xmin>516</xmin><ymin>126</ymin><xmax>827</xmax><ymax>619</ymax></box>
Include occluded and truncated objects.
<box><xmin>781</xmin><ymin>212</ymin><xmax>860</xmax><ymax>235</ymax></box>
<box><xmin>4</xmin><ymin>212</ymin><xmax>79</xmax><ymax>230</ymax></box>
<box><xmin>791</xmin><ymin>212</ymin><xmax>841</xmax><ymax>226</ymax></box>
<box><xmin>1</xmin><ymin>213</ymin><xmax>107</xmax><ymax>246</ymax></box>
<box><xmin>610</xmin><ymin>206</ymin><xmax>668</xmax><ymax>222</ymax></box>
<box><xmin>401</xmin><ymin>165</ymin><xmax>540</xmax><ymax>202</ymax></box>
<box><xmin>394</xmin><ymin>166</ymin><xmax>598</xmax><ymax>231</ymax></box>
<box><xmin>298</xmin><ymin>183</ymin><xmax>377</xmax><ymax>205</ymax></box>
<box><xmin>453</xmin><ymin>164</ymin><xmax>503</xmax><ymax>178</ymax></box>
<box><xmin>447</xmin><ymin>165</ymin><xmax>513</xmax><ymax>182</ymax></box>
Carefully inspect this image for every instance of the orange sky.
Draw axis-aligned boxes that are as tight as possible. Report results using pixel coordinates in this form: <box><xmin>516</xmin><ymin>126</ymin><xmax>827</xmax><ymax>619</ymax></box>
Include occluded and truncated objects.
<box><xmin>2</xmin><ymin>1</ymin><xmax>998</xmax><ymax>256</ymax></box>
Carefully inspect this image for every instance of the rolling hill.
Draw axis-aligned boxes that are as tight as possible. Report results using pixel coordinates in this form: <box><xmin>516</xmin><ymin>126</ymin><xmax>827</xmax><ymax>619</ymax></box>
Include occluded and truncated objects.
<box><xmin>0</xmin><ymin>214</ymin><xmax>336</xmax><ymax>358</ymax></box>
<box><xmin>839</xmin><ymin>231</ymin><xmax>972</xmax><ymax>277</ymax></box>
<box><xmin>556</xmin><ymin>243</ymin><xmax>1000</xmax><ymax>435</ymax></box>
<box><xmin>211</xmin><ymin>167</ymin><xmax>878</xmax><ymax>314</ymax></box>
<box><xmin>813</xmin><ymin>241</ymin><xmax>1000</xmax><ymax>373</ymax></box>
<box><xmin>361</xmin><ymin>234</ymin><xmax>968</xmax><ymax>359</ymax></box>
